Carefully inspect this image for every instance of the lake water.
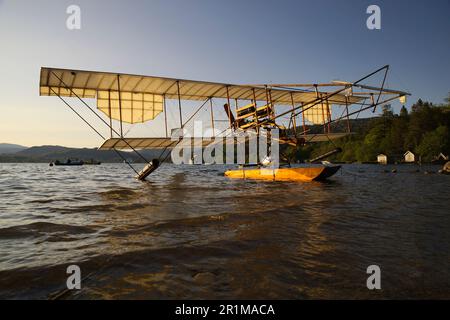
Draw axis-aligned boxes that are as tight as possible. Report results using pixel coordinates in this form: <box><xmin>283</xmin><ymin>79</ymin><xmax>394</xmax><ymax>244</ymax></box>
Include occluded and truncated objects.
<box><xmin>0</xmin><ymin>163</ymin><xmax>449</xmax><ymax>299</ymax></box>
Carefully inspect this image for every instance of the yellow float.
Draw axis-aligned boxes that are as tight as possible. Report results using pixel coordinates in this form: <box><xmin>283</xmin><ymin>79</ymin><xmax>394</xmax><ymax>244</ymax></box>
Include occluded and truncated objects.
<box><xmin>224</xmin><ymin>165</ymin><xmax>341</xmax><ymax>182</ymax></box>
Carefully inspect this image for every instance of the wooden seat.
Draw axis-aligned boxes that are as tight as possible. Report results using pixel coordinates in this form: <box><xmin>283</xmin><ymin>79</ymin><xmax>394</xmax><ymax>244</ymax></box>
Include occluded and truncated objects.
<box><xmin>236</xmin><ymin>103</ymin><xmax>274</xmax><ymax>130</ymax></box>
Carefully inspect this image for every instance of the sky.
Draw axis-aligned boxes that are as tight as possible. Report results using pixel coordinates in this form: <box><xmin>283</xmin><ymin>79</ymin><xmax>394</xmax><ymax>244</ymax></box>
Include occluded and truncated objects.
<box><xmin>0</xmin><ymin>0</ymin><xmax>449</xmax><ymax>147</ymax></box>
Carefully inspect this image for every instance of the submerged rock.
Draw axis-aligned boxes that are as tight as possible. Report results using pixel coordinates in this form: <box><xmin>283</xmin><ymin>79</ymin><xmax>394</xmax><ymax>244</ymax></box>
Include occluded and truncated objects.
<box><xmin>193</xmin><ymin>272</ymin><xmax>215</xmax><ymax>284</ymax></box>
<box><xmin>441</xmin><ymin>161</ymin><xmax>450</xmax><ymax>175</ymax></box>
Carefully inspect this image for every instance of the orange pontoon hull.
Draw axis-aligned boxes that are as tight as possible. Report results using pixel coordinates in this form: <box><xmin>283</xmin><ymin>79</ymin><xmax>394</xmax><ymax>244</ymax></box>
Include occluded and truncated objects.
<box><xmin>224</xmin><ymin>165</ymin><xmax>341</xmax><ymax>182</ymax></box>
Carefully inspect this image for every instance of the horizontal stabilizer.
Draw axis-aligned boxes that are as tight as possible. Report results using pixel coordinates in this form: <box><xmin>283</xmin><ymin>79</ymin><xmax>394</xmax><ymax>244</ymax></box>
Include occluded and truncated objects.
<box><xmin>98</xmin><ymin>137</ymin><xmax>215</xmax><ymax>150</ymax></box>
<box><xmin>302</xmin><ymin>133</ymin><xmax>351</xmax><ymax>143</ymax></box>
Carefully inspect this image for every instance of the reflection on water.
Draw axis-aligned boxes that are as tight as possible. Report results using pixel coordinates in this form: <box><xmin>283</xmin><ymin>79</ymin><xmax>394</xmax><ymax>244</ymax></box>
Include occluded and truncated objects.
<box><xmin>0</xmin><ymin>163</ymin><xmax>449</xmax><ymax>299</ymax></box>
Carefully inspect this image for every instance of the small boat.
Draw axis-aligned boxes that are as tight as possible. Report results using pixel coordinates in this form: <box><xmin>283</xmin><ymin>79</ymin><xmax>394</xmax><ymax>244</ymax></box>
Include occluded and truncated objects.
<box><xmin>51</xmin><ymin>159</ymin><xmax>84</xmax><ymax>166</ymax></box>
<box><xmin>224</xmin><ymin>165</ymin><xmax>341</xmax><ymax>182</ymax></box>
<box><xmin>83</xmin><ymin>159</ymin><xmax>101</xmax><ymax>165</ymax></box>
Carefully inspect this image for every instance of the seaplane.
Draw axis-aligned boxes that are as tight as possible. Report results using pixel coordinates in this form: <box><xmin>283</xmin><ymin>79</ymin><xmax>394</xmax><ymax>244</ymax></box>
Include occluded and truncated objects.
<box><xmin>39</xmin><ymin>65</ymin><xmax>409</xmax><ymax>182</ymax></box>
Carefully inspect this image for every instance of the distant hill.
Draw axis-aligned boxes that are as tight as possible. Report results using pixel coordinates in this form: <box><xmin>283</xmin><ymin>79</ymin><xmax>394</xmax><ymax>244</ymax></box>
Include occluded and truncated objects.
<box><xmin>0</xmin><ymin>143</ymin><xmax>27</xmax><ymax>154</ymax></box>
<box><xmin>0</xmin><ymin>145</ymin><xmax>166</xmax><ymax>163</ymax></box>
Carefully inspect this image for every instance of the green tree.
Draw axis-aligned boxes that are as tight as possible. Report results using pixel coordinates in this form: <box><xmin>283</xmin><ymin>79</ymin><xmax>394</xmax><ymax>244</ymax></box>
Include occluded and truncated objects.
<box><xmin>416</xmin><ymin>126</ymin><xmax>450</xmax><ymax>161</ymax></box>
<box><xmin>404</xmin><ymin>101</ymin><xmax>440</xmax><ymax>150</ymax></box>
<box><xmin>304</xmin><ymin>97</ymin><xmax>450</xmax><ymax>163</ymax></box>
<box><xmin>399</xmin><ymin>106</ymin><xmax>408</xmax><ymax>118</ymax></box>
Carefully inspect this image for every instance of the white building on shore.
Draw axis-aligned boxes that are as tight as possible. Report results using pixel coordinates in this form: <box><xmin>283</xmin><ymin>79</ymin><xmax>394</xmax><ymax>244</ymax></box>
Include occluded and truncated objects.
<box><xmin>404</xmin><ymin>150</ymin><xmax>416</xmax><ymax>163</ymax></box>
<box><xmin>377</xmin><ymin>154</ymin><xmax>388</xmax><ymax>165</ymax></box>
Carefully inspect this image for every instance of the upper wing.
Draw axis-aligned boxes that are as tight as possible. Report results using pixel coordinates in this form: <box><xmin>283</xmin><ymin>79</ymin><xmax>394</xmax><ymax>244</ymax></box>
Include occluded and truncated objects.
<box><xmin>39</xmin><ymin>67</ymin><xmax>363</xmax><ymax>104</ymax></box>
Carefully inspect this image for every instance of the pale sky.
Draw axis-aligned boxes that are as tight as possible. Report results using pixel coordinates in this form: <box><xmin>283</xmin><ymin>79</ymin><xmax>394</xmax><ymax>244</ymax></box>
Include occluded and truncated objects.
<box><xmin>0</xmin><ymin>0</ymin><xmax>449</xmax><ymax>147</ymax></box>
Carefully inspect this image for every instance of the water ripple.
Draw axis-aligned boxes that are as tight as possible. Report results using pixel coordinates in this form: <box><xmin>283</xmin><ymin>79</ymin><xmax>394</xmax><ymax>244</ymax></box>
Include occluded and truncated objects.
<box><xmin>0</xmin><ymin>163</ymin><xmax>449</xmax><ymax>299</ymax></box>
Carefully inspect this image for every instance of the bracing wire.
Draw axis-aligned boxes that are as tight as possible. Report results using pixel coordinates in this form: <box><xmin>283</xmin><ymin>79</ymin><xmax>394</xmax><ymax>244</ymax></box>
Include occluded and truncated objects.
<box><xmin>51</xmin><ymin>72</ymin><xmax>151</xmax><ymax>165</ymax></box>
<box><xmin>51</xmin><ymin>88</ymin><xmax>140</xmax><ymax>175</ymax></box>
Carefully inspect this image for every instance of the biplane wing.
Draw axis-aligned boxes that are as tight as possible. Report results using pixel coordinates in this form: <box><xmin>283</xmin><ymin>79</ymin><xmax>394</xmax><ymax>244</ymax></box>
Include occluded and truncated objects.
<box><xmin>39</xmin><ymin>67</ymin><xmax>365</xmax><ymax>125</ymax></box>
